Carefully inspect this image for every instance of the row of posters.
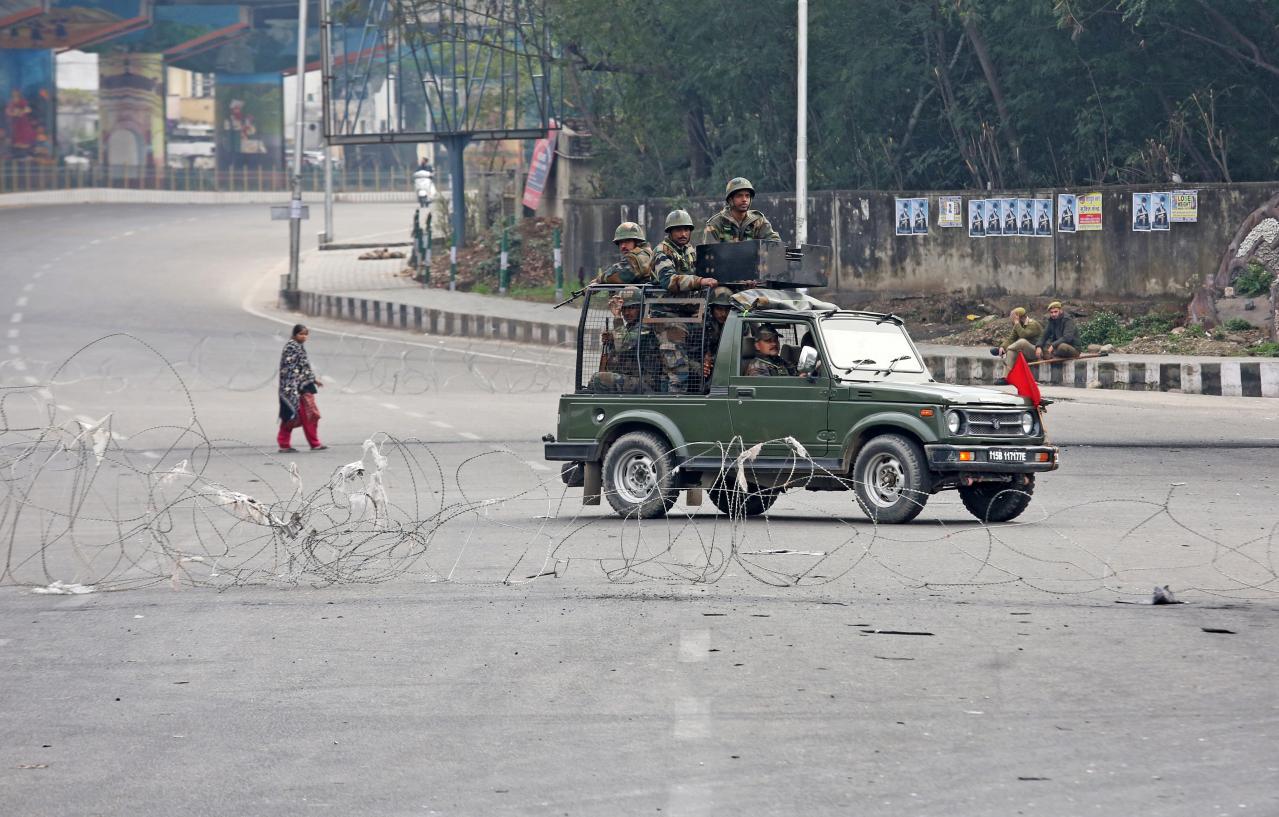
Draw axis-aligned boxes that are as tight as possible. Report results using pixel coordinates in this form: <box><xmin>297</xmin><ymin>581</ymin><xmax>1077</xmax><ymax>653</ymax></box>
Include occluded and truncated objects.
<box><xmin>1131</xmin><ymin>190</ymin><xmax>1199</xmax><ymax>232</ymax></box>
<box><xmin>899</xmin><ymin>190</ymin><xmax>1200</xmax><ymax>238</ymax></box>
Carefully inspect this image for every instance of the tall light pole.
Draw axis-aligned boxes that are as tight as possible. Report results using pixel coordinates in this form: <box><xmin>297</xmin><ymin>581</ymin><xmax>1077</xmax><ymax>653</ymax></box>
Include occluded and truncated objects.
<box><xmin>795</xmin><ymin>0</ymin><xmax>808</xmax><ymax>247</ymax></box>
<box><xmin>319</xmin><ymin>0</ymin><xmax>334</xmax><ymax>244</ymax></box>
<box><xmin>283</xmin><ymin>0</ymin><xmax>309</xmax><ymax>309</ymax></box>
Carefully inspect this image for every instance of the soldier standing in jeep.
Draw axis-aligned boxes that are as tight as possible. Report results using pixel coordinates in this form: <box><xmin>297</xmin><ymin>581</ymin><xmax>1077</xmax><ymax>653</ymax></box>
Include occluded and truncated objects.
<box><xmin>702</xmin><ymin>177</ymin><xmax>783</xmax><ymax>244</ymax></box>
<box><xmin>592</xmin><ymin>222</ymin><xmax>656</xmax><ymax>285</ymax></box>
<box><xmin>652</xmin><ymin>209</ymin><xmax>718</xmax><ymax>293</ymax></box>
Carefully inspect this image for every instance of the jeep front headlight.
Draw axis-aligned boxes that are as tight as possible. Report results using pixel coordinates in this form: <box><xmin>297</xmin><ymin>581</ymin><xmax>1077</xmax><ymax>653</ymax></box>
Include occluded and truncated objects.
<box><xmin>1021</xmin><ymin>411</ymin><xmax>1035</xmax><ymax>434</ymax></box>
<box><xmin>946</xmin><ymin>410</ymin><xmax>963</xmax><ymax>434</ymax></box>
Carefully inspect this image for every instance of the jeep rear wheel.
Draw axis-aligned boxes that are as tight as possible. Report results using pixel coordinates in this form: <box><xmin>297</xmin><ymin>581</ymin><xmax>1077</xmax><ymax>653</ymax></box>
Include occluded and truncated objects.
<box><xmin>708</xmin><ymin>476</ymin><xmax>780</xmax><ymax>517</ymax></box>
<box><xmin>959</xmin><ymin>476</ymin><xmax>1035</xmax><ymax>523</ymax></box>
<box><xmin>601</xmin><ymin>431</ymin><xmax>677</xmax><ymax>518</ymax></box>
<box><xmin>852</xmin><ymin>433</ymin><xmax>928</xmax><ymax>524</ymax></box>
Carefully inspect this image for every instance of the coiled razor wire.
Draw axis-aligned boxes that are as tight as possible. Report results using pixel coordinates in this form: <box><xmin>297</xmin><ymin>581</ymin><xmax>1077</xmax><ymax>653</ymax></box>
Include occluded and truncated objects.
<box><xmin>2</xmin><ymin>334</ymin><xmax>1276</xmax><ymax>600</ymax></box>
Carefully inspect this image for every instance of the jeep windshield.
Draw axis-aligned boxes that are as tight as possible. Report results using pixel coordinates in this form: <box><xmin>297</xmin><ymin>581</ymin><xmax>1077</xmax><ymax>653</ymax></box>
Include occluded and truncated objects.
<box><xmin>820</xmin><ymin>316</ymin><xmax>928</xmax><ymax>380</ymax></box>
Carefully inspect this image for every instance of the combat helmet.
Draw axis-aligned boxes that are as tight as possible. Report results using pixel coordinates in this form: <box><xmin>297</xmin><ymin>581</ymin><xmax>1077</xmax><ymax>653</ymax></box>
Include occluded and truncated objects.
<box><xmin>663</xmin><ymin>209</ymin><xmax>695</xmax><ymax>232</ymax></box>
<box><xmin>613</xmin><ymin>221</ymin><xmax>646</xmax><ymax>244</ymax></box>
<box><xmin>724</xmin><ymin>177</ymin><xmax>755</xmax><ymax>201</ymax></box>
<box><xmin>615</xmin><ymin>286</ymin><xmax>645</xmax><ymax>308</ymax></box>
<box><xmin>708</xmin><ymin>286</ymin><xmax>734</xmax><ymax>307</ymax></box>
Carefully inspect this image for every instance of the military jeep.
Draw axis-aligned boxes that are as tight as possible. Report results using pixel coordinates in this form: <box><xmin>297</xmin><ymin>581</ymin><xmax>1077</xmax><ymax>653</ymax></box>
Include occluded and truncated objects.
<box><xmin>543</xmin><ymin>280</ymin><xmax>1057</xmax><ymax>525</ymax></box>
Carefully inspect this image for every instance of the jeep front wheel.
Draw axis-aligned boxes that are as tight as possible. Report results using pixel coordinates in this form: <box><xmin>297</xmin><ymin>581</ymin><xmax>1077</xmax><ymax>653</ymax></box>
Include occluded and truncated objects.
<box><xmin>852</xmin><ymin>434</ymin><xmax>928</xmax><ymax>524</ymax></box>
<box><xmin>958</xmin><ymin>476</ymin><xmax>1034</xmax><ymax>523</ymax></box>
<box><xmin>601</xmin><ymin>431</ymin><xmax>677</xmax><ymax>518</ymax></box>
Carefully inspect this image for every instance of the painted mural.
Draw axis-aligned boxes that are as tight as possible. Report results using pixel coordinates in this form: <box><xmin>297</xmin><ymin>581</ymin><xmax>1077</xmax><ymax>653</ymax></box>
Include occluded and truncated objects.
<box><xmin>215</xmin><ymin>73</ymin><xmax>282</xmax><ymax>171</ymax></box>
<box><xmin>0</xmin><ymin>49</ymin><xmax>55</xmax><ymax>162</ymax></box>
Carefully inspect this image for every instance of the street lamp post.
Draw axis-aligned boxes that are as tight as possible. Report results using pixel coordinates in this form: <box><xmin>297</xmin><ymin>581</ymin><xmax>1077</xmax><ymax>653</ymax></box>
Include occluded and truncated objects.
<box><xmin>796</xmin><ymin>0</ymin><xmax>808</xmax><ymax>248</ymax></box>
<box><xmin>283</xmin><ymin>0</ymin><xmax>309</xmax><ymax>310</ymax></box>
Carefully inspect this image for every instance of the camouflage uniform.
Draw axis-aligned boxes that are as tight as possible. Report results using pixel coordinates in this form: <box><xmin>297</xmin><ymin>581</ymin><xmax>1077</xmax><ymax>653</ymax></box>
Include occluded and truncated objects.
<box><xmin>701</xmin><ymin>206</ymin><xmax>782</xmax><ymax>244</ymax></box>
<box><xmin>593</xmin><ymin>244</ymin><xmax>656</xmax><ymax>285</ymax></box>
<box><xmin>744</xmin><ymin>354</ymin><xmax>796</xmax><ymax>377</ymax></box>
<box><xmin>702</xmin><ymin>176</ymin><xmax>781</xmax><ymax>244</ymax></box>
<box><xmin>593</xmin><ymin>221</ymin><xmax>658</xmax><ymax>285</ymax></box>
<box><xmin>652</xmin><ymin>238</ymin><xmax>700</xmax><ymax>292</ymax></box>
<box><xmin>659</xmin><ymin>332</ymin><xmax>692</xmax><ymax>394</ymax></box>
<box><xmin>588</xmin><ymin>304</ymin><xmax>661</xmax><ymax>393</ymax></box>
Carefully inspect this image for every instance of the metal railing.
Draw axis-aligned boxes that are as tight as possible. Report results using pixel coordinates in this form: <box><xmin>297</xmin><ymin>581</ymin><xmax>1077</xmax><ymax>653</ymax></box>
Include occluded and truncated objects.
<box><xmin>0</xmin><ymin>162</ymin><xmax>434</xmax><ymax>194</ymax></box>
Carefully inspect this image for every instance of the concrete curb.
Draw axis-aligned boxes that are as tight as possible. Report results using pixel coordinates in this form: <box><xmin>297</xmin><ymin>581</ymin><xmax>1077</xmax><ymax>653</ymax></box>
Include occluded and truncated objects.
<box><xmin>0</xmin><ymin>189</ymin><xmax>414</xmax><ymax>207</ymax></box>
<box><xmin>921</xmin><ymin>352</ymin><xmax>1279</xmax><ymax>397</ymax></box>
<box><xmin>298</xmin><ymin>288</ymin><xmax>1279</xmax><ymax>398</ymax></box>
<box><xmin>299</xmin><ymin>290</ymin><xmax>578</xmax><ymax>348</ymax></box>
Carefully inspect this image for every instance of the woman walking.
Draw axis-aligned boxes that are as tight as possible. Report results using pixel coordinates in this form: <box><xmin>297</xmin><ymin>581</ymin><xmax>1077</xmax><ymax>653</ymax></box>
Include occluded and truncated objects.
<box><xmin>277</xmin><ymin>324</ymin><xmax>327</xmax><ymax>452</ymax></box>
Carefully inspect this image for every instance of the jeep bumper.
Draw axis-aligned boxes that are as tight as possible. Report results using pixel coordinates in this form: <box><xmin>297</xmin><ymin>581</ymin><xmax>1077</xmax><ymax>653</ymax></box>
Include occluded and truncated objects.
<box><xmin>925</xmin><ymin>444</ymin><xmax>1059</xmax><ymax>473</ymax></box>
<box><xmin>544</xmin><ymin>441</ymin><xmax>600</xmax><ymax>462</ymax></box>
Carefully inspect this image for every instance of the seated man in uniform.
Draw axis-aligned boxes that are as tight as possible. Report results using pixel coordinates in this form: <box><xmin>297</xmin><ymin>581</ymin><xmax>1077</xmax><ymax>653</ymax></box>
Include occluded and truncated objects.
<box><xmin>996</xmin><ymin>307</ymin><xmax>1043</xmax><ymax>376</ymax></box>
<box><xmin>592</xmin><ymin>222</ymin><xmax>656</xmax><ymax>285</ymax></box>
<box><xmin>744</xmin><ymin>326</ymin><xmax>797</xmax><ymax>376</ymax></box>
<box><xmin>658</xmin><ymin>321</ymin><xmax>692</xmax><ymax>394</ymax></box>
<box><xmin>689</xmin><ymin>286</ymin><xmax>734</xmax><ymax>388</ymax></box>
<box><xmin>702</xmin><ymin>177</ymin><xmax>782</xmax><ymax>244</ymax></box>
<box><xmin>588</xmin><ymin>287</ymin><xmax>661</xmax><ymax>393</ymax></box>
<box><xmin>1036</xmin><ymin>301</ymin><xmax>1081</xmax><ymax>360</ymax></box>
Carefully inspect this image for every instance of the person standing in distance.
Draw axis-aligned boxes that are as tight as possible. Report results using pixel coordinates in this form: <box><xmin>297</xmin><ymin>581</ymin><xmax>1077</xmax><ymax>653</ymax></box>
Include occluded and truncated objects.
<box><xmin>278</xmin><ymin>324</ymin><xmax>327</xmax><ymax>453</ymax></box>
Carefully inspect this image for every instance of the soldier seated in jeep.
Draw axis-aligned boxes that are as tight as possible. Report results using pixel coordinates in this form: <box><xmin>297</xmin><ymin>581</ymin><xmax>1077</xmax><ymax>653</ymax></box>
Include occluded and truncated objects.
<box><xmin>743</xmin><ymin>325</ymin><xmax>798</xmax><ymax>377</ymax></box>
<box><xmin>587</xmin><ymin>287</ymin><xmax>661</xmax><ymax>394</ymax></box>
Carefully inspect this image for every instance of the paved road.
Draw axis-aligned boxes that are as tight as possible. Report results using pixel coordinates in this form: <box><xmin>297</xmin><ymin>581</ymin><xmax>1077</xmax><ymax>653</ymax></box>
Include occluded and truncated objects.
<box><xmin>1</xmin><ymin>204</ymin><xmax>1277</xmax><ymax>816</ymax></box>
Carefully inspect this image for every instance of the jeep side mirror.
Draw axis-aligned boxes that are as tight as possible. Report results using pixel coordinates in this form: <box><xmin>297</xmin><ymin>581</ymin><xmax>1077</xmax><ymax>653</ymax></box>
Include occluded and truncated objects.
<box><xmin>797</xmin><ymin>346</ymin><xmax>818</xmax><ymax>374</ymax></box>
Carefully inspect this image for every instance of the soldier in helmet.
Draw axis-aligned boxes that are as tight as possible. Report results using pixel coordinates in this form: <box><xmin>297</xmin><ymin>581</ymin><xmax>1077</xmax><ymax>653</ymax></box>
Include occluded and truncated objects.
<box><xmin>701</xmin><ymin>177</ymin><xmax>783</xmax><ymax>244</ymax></box>
<box><xmin>592</xmin><ymin>221</ymin><xmax>656</xmax><ymax>285</ymax></box>
<box><xmin>652</xmin><ymin>209</ymin><xmax>718</xmax><ymax>293</ymax></box>
<box><xmin>744</xmin><ymin>325</ymin><xmax>797</xmax><ymax>377</ymax></box>
<box><xmin>687</xmin><ymin>285</ymin><xmax>735</xmax><ymax>388</ymax></box>
<box><xmin>588</xmin><ymin>287</ymin><xmax>661</xmax><ymax>393</ymax></box>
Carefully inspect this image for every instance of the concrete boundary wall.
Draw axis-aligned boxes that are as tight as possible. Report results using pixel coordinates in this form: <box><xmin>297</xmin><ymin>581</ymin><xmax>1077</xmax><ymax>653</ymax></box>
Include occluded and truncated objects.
<box><xmin>298</xmin><ymin>290</ymin><xmax>578</xmax><ymax>348</ymax></box>
<box><xmin>565</xmin><ymin>181</ymin><xmax>1279</xmax><ymax>299</ymax></box>
<box><xmin>296</xmin><ymin>288</ymin><xmax>1277</xmax><ymax>397</ymax></box>
<box><xmin>0</xmin><ymin>189</ymin><xmax>415</xmax><ymax>207</ymax></box>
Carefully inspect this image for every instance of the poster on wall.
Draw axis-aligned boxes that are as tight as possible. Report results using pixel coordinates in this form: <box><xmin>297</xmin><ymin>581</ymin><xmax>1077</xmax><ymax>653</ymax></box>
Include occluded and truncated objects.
<box><xmin>968</xmin><ymin>200</ymin><xmax>986</xmax><ymax>238</ymax></box>
<box><xmin>521</xmin><ymin>120</ymin><xmax>558</xmax><ymax>210</ymax></box>
<box><xmin>1057</xmin><ymin>194</ymin><xmax>1077</xmax><ymax>233</ymax></box>
<box><xmin>215</xmin><ymin>73</ymin><xmax>284</xmax><ymax>171</ymax></box>
<box><xmin>1016</xmin><ymin>198</ymin><xmax>1034</xmax><ymax>236</ymax></box>
<box><xmin>912</xmin><ymin>198</ymin><xmax>929</xmax><ymax>234</ymax></box>
<box><xmin>1077</xmin><ymin>193</ymin><xmax>1103</xmax><ymax>231</ymax></box>
<box><xmin>1132</xmin><ymin>192</ymin><xmax>1151</xmax><ymax>231</ymax></box>
<box><xmin>1034</xmin><ymin>199</ymin><xmax>1052</xmax><ymax>236</ymax></box>
<box><xmin>1151</xmin><ymin>192</ymin><xmax>1171</xmax><ymax>231</ymax></box>
<box><xmin>1171</xmin><ymin>190</ymin><xmax>1199</xmax><ymax>223</ymax></box>
<box><xmin>938</xmin><ymin>195</ymin><xmax>963</xmax><ymax>228</ymax></box>
<box><xmin>99</xmin><ymin>53</ymin><xmax>165</xmax><ymax>171</ymax></box>
<box><xmin>1001</xmin><ymin>199</ymin><xmax>1017</xmax><ymax>235</ymax></box>
<box><xmin>894</xmin><ymin>198</ymin><xmax>913</xmax><ymax>236</ymax></box>
<box><xmin>985</xmin><ymin>199</ymin><xmax>1001</xmax><ymax>235</ymax></box>
<box><xmin>1</xmin><ymin>50</ymin><xmax>56</xmax><ymax>163</ymax></box>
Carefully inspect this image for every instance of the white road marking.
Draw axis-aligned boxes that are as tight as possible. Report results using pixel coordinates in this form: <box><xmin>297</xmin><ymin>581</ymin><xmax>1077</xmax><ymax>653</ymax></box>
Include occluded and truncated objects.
<box><xmin>36</xmin><ymin>389</ymin><xmax>52</xmax><ymax>400</ymax></box>
<box><xmin>404</xmin><ymin>410</ymin><xmax>424</xmax><ymax>418</ymax></box>
<box><xmin>141</xmin><ymin>452</ymin><xmax>161</xmax><ymax>460</ymax></box>
<box><xmin>379</xmin><ymin>402</ymin><xmax>400</xmax><ymax>410</ymax></box>
<box><xmin>15</xmin><ymin>296</ymin><xmax>28</xmax><ymax>307</ymax></box>
<box><xmin>10</xmin><ymin>313</ymin><xmax>22</xmax><ymax>323</ymax></box>
<box><xmin>110</xmin><ymin>431</ymin><xmax>130</xmax><ymax>442</ymax></box>
<box><xmin>90</xmin><ymin>239</ymin><xmax>100</xmax><ymax>245</ymax></box>
<box><xmin>12</xmin><ymin>360</ymin><xmax>26</xmax><ymax>371</ymax></box>
<box><xmin>31</xmin><ymin>271</ymin><xmax>43</xmax><ymax>279</ymax></box>
<box><xmin>430</xmin><ymin>420</ymin><xmax>453</xmax><ymax>429</ymax></box>
<box><xmin>6</xmin><ymin>329</ymin><xmax>18</xmax><ymax>338</ymax></box>
<box><xmin>22</xmin><ymin>375</ymin><xmax>38</xmax><ymax>384</ymax></box>
<box><xmin>7</xmin><ymin>344</ymin><xmax>18</xmax><ymax>355</ymax></box>
<box><xmin>124</xmin><ymin>231</ymin><xmax>135</xmax><ymax>236</ymax></box>
<box><xmin>458</xmin><ymin>431</ymin><xmax>480</xmax><ymax>440</ymax></box>
<box><xmin>22</xmin><ymin>283</ymin><xmax>33</xmax><ymax>292</ymax></box>
<box><xmin>39</xmin><ymin>263</ymin><xmax>50</xmax><ymax>269</ymax></box>
<box><xmin>524</xmin><ymin>460</ymin><xmax>551</xmax><ymax>471</ymax></box>
<box><xmin>55</xmin><ymin>404</ymin><xmax>72</xmax><ymax>412</ymax></box>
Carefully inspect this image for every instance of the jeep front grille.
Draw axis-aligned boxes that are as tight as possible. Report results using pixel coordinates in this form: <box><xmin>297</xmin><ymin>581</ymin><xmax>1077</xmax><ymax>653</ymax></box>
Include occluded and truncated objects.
<box><xmin>962</xmin><ymin>409</ymin><xmax>1028</xmax><ymax>437</ymax></box>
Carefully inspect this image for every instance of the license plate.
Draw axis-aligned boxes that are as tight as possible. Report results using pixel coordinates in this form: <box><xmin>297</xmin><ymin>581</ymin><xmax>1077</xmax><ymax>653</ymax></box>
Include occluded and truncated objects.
<box><xmin>989</xmin><ymin>449</ymin><xmax>1026</xmax><ymax>462</ymax></box>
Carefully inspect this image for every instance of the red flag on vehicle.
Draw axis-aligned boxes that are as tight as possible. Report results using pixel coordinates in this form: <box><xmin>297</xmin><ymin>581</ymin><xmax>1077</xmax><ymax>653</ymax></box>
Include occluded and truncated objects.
<box><xmin>1006</xmin><ymin>352</ymin><xmax>1041</xmax><ymax>407</ymax></box>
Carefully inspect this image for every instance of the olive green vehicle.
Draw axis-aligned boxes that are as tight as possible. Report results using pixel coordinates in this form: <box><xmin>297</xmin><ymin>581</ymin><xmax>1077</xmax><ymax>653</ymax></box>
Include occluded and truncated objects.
<box><xmin>543</xmin><ymin>285</ymin><xmax>1058</xmax><ymax>524</ymax></box>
